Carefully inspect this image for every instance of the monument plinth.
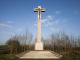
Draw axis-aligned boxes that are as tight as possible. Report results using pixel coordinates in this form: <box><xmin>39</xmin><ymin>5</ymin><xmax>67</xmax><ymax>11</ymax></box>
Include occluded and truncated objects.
<box><xmin>34</xmin><ymin>6</ymin><xmax>45</xmax><ymax>50</ymax></box>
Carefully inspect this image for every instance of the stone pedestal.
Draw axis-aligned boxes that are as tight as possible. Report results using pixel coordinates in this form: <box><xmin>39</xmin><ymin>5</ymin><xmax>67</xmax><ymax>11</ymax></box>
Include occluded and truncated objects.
<box><xmin>35</xmin><ymin>41</ymin><xmax>43</xmax><ymax>50</ymax></box>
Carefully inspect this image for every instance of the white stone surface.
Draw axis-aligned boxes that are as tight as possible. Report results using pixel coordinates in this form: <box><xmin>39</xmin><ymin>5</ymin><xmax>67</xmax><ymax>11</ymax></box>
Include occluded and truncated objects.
<box><xmin>35</xmin><ymin>41</ymin><xmax>43</xmax><ymax>50</ymax></box>
<box><xmin>19</xmin><ymin>51</ymin><xmax>62</xmax><ymax>59</ymax></box>
<box><xmin>34</xmin><ymin>6</ymin><xmax>45</xmax><ymax>50</ymax></box>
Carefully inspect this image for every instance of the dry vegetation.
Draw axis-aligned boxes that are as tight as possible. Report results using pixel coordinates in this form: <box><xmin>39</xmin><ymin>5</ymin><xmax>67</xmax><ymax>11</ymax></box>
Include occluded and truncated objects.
<box><xmin>0</xmin><ymin>32</ymin><xmax>80</xmax><ymax>60</ymax></box>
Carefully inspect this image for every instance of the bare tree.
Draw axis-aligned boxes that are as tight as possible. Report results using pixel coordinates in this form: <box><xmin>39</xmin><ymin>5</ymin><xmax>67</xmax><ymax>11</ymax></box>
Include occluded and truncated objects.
<box><xmin>6</xmin><ymin>36</ymin><xmax>20</xmax><ymax>54</ymax></box>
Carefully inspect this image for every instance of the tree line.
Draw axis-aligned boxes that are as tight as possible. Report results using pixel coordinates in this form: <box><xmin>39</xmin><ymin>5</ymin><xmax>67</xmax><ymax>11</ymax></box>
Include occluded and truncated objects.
<box><xmin>44</xmin><ymin>32</ymin><xmax>80</xmax><ymax>53</ymax></box>
<box><xmin>3</xmin><ymin>32</ymin><xmax>80</xmax><ymax>54</ymax></box>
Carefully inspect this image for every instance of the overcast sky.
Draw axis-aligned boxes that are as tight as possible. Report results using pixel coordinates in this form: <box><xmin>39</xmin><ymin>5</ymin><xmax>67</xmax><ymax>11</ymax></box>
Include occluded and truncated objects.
<box><xmin>0</xmin><ymin>0</ymin><xmax>80</xmax><ymax>44</ymax></box>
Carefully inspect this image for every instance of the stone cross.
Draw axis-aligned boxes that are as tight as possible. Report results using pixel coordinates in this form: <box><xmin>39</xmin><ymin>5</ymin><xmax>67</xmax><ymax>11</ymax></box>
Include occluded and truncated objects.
<box><xmin>34</xmin><ymin>6</ymin><xmax>45</xmax><ymax>50</ymax></box>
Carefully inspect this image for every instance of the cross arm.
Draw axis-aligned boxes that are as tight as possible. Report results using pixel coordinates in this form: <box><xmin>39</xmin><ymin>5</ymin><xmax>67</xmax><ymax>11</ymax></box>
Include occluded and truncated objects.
<box><xmin>34</xmin><ymin>8</ymin><xmax>45</xmax><ymax>12</ymax></box>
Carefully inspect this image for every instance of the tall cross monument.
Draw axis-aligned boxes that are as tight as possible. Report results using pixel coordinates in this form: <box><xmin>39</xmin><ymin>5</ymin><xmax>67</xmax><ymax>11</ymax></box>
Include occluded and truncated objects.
<box><xmin>34</xmin><ymin>6</ymin><xmax>45</xmax><ymax>50</ymax></box>
<box><xmin>18</xmin><ymin>5</ymin><xmax>62</xmax><ymax>59</ymax></box>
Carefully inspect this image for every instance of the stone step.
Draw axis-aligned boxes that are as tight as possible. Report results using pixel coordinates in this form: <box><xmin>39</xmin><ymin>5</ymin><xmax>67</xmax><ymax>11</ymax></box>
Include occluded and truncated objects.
<box><xmin>17</xmin><ymin>51</ymin><xmax>62</xmax><ymax>59</ymax></box>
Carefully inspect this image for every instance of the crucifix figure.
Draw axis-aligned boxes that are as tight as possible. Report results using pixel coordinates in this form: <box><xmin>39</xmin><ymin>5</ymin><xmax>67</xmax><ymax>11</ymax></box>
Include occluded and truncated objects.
<box><xmin>34</xmin><ymin>6</ymin><xmax>45</xmax><ymax>50</ymax></box>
